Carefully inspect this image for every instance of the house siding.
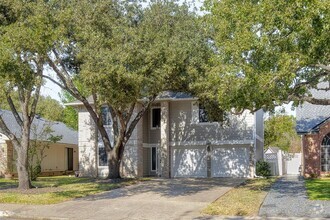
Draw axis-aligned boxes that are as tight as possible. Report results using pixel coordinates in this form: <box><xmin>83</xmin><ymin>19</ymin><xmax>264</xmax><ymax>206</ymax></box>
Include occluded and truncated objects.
<box><xmin>169</xmin><ymin>101</ymin><xmax>254</xmax><ymax>144</ymax></box>
<box><xmin>78</xmin><ymin>107</ymin><xmax>98</xmax><ymax>177</ymax></box>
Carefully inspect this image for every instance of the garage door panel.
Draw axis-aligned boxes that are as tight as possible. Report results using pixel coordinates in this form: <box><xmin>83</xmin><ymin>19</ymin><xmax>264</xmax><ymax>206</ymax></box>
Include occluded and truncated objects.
<box><xmin>172</xmin><ymin>148</ymin><xmax>207</xmax><ymax>177</ymax></box>
<box><xmin>212</xmin><ymin>147</ymin><xmax>249</xmax><ymax>177</ymax></box>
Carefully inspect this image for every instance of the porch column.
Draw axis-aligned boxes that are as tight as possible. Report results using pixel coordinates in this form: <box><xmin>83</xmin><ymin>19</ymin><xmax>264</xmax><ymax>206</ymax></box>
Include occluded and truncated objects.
<box><xmin>160</xmin><ymin>101</ymin><xmax>170</xmax><ymax>178</ymax></box>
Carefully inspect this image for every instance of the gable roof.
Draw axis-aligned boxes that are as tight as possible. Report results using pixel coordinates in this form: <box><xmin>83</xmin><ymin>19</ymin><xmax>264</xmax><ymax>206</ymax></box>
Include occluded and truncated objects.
<box><xmin>65</xmin><ymin>91</ymin><xmax>196</xmax><ymax>106</ymax></box>
<box><xmin>296</xmin><ymin>82</ymin><xmax>330</xmax><ymax>134</ymax></box>
<box><xmin>0</xmin><ymin>109</ymin><xmax>77</xmax><ymax>145</ymax></box>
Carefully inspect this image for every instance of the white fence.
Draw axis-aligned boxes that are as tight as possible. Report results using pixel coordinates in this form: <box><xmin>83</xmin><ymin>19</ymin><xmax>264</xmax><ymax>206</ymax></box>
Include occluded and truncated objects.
<box><xmin>264</xmin><ymin>150</ymin><xmax>301</xmax><ymax>176</ymax></box>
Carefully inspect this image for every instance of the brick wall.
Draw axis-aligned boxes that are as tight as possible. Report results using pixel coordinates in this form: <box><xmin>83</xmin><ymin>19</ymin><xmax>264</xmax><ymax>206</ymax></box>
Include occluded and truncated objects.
<box><xmin>303</xmin><ymin>120</ymin><xmax>330</xmax><ymax>177</ymax></box>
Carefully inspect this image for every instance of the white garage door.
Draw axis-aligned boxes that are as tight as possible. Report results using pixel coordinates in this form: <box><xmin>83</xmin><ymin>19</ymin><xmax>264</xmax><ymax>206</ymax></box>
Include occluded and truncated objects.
<box><xmin>211</xmin><ymin>147</ymin><xmax>250</xmax><ymax>177</ymax></box>
<box><xmin>171</xmin><ymin>147</ymin><xmax>207</xmax><ymax>177</ymax></box>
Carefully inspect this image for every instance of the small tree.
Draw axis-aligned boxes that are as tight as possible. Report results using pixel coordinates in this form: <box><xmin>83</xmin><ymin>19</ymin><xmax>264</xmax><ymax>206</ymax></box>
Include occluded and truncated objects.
<box><xmin>28</xmin><ymin>122</ymin><xmax>62</xmax><ymax>181</ymax></box>
<box><xmin>265</xmin><ymin>114</ymin><xmax>300</xmax><ymax>152</ymax></box>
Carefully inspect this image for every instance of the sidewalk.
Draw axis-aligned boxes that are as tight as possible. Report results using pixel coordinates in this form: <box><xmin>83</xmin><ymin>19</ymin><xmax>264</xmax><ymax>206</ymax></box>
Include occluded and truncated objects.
<box><xmin>259</xmin><ymin>175</ymin><xmax>330</xmax><ymax>218</ymax></box>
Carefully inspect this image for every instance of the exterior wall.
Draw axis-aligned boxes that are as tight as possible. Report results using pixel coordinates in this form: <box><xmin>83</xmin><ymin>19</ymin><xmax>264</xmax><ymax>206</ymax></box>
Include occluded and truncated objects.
<box><xmin>302</xmin><ymin>120</ymin><xmax>330</xmax><ymax>177</ymax></box>
<box><xmin>169</xmin><ymin>101</ymin><xmax>254</xmax><ymax>144</ymax></box>
<box><xmin>78</xmin><ymin>107</ymin><xmax>98</xmax><ymax>177</ymax></box>
<box><xmin>0</xmin><ymin>140</ymin><xmax>78</xmax><ymax>177</ymax></box>
<box><xmin>120</xmin><ymin>104</ymin><xmax>144</xmax><ymax>177</ymax></box>
<box><xmin>40</xmin><ymin>143</ymin><xmax>78</xmax><ymax>173</ymax></box>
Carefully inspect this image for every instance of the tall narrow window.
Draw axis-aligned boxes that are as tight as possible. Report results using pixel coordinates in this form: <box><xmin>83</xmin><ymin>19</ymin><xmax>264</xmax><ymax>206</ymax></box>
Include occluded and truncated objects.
<box><xmin>101</xmin><ymin>106</ymin><xmax>111</xmax><ymax>126</ymax></box>
<box><xmin>98</xmin><ymin>144</ymin><xmax>107</xmax><ymax>166</ymax></box>
<box><xmin>151</xmin><ymin>108</ymin><xmax>161</xmax><ymax>128</ymax></box>
<box><xmin>199</xmin><ymin>104</ymin><xmax>209</xmax><ymax>123</ymax></box>
<box><xmin>151</xmin><ymin>147</ymin><xmax>157</xmax><ymax>171</ymax></box>
<box><xmin>321</xmin><ymin>133</ymin><xmax>330</xmax><ymax>172</ymax></box>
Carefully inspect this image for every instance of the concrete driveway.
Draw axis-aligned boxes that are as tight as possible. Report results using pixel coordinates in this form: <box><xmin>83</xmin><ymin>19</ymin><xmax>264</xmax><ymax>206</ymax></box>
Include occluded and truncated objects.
<box><xmin>1</xmin><ymin>178</ymin><xmax>244</xmax><ymax>220</ymax></box>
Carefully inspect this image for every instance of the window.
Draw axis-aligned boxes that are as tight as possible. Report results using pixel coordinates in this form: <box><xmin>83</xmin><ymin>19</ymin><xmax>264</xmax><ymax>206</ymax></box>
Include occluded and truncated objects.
<box><xmin>151</xmin><ymin>147</ymin><xmax>157</xmax><ymax>171</ymax></box>
<box><xmin>151</xmin><ymin>108</ymin><xmax>161</xmax><ymax>128</ymax></box>
<box><xmin>321</xmin><ymin>133</ymin><xmax>330</xmax><ymax>172</ymax></box>
<box><xmin>199</xmin><ymin>104</ymin><xmax>209</xmax><ymax>123</ymax></box>
<box><xmin>101</xmin><ymin>106</ymin><xmax>111</xmax><ymax>126</ymax></box>
<box><xmin>98</xmin><ymin>144</ymin><xmax>108</xmax><ymax>166</ymax></box>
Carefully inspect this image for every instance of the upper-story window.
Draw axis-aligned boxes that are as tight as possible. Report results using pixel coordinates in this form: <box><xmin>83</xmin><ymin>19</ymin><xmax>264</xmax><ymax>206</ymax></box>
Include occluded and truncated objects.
<box><xmin>199</xmin><ymin>104</ymin><xmax>209</xmax><ymax>123</ymax></box>
<box><xmin>101</xmin><ymin>106</ymin><xmax>111</xmax><ymax>126</ymax></box>
<box><xmin>151</xmin><ymin>108</ymin><xmax>161</xmax><ymax>128</ymax></box>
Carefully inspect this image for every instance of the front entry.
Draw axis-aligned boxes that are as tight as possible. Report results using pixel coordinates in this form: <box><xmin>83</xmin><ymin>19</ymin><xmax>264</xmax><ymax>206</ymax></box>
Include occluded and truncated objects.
<box><xmin>67</xmin><ymin>148</ymin><xmax>74</xmax><ymax>171</ymax></box>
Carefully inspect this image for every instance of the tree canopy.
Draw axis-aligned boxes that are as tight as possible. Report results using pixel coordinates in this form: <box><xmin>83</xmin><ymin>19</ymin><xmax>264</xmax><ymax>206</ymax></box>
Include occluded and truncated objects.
<box><xmin>264</xmin><ymin>114</ymin><xmax>300</xmax><ymax>152</ymax></box>
<box><xmin>42</xmin><ymin>0</ymin><xmax>211</xmax><ymax>178</ymax></box>
<box><xmin>202</xmin><ymin>0</ymin><xmax>330</xmax><ymax>113</ymax></box>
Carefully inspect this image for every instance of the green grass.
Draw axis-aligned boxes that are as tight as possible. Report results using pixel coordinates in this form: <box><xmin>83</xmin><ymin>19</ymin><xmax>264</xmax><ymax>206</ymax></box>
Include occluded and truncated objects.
<box><xmin>305</xmin><ymin>177</ymin><xmax>330</xmax><ymax>200</ymax></box>
<box><xmin>0</xmin><ymin>176</ymin><xmax>149</xmax><ymax>205</ymax></box>
<box><xmin>202</xmin><ymin>178</ymin><xmax>276</xmax><ymax>217</ymax></box>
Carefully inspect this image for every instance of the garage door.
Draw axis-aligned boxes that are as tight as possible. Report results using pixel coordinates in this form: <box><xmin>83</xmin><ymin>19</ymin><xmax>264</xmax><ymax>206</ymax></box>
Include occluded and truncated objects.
<box><xmin>211</xmin><ymin>146</ymin><xmax>249</xmax><ymax>177</ymax></box>
<box><xmin>171</xmin><ymin>147</ymin><xmax>207</xmax><ymax>177</ymax></box>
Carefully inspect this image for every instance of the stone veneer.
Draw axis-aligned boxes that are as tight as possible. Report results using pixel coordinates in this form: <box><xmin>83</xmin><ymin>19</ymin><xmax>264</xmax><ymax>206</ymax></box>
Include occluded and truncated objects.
<box><xmin>302</xmin><ymin>120</ymin><xmax>330</xmax><ymax>177</ymax></box>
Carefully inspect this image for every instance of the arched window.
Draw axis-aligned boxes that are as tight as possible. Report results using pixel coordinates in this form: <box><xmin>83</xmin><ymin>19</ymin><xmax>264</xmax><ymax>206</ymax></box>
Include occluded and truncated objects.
<box><xmin>321</xmin><ymin>133</ymin><xmax>330</xmax><ymax>172</ymax></box>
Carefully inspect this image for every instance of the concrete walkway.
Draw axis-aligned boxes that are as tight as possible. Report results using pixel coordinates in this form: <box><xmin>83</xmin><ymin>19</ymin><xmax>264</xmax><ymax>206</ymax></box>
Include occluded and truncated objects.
<box><xmin>259</xmin><ymin>175</ymin><xmax>330</xmax><ymax>218</ymax></box>
<box><xmin>0</xmin><ymin>178</ymin><xmax>244</xmax><ymax>220</ymax></box>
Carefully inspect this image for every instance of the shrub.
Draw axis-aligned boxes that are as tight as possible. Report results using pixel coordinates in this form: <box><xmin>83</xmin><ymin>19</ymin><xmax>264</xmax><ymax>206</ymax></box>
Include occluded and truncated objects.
<box><xmin>256</xmin><ymin>160</ymin><xmax>271</xmax><ymax>177</ymax></box>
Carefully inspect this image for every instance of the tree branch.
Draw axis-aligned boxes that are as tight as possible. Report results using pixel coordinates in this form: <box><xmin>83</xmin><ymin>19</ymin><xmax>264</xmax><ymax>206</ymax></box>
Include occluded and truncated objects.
<box><xmin>6</xmin><ymin>94</ymin><xmax>23</xmax><ymax>127</ymax></box>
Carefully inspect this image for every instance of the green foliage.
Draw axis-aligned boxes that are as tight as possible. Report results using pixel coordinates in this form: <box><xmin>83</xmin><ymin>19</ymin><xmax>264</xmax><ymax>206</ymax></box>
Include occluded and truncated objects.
<box><xmin>256</xmin><ymin>160</ymin><xmax>271</xmax><ymax>177</ymax></box>
<box><xmin>202</xmin><ymin>0</ymin><xmax>330</xmax><ymax>112</ymax></box>
<box><xmin>67</xmin><ymin>0</ymin><xmax>211</xmax><ymax>109</ymax></box>
<box><xmin>59</xmin><ymin>90</ymin><xmax>81</xmax><ymax>131</ymax></box>
<box><xmin>264</xmin><ymin>114</ymin><xmax>300</xmax><ymax>152</ymax></box>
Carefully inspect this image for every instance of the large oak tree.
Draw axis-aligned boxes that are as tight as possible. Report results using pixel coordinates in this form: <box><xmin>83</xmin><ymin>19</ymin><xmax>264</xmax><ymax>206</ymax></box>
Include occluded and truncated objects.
<box><xmin>202</xmin><ymin>0</ymin><xmax>330</xmax><ymax>113</ymax></box>
<box><xmin>45</xmin><ymin>0</ymin><xmax>211</xmax><ymax>178</ymax></box>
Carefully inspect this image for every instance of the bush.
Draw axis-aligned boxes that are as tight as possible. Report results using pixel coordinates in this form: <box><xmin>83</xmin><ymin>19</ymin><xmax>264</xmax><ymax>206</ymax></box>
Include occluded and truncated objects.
<box><xmin>256</xmin><ymin>160</ymin><xmax>271</xmax><ymax>177</ymax></box>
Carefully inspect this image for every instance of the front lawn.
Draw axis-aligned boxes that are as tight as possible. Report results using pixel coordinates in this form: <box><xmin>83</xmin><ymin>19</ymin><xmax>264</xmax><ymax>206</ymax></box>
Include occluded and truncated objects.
<box><xmin>305</xmin><ymin>177</ymin><xmax>330</xmax><ymax>200</ymax></box>
<box><xmin>0</xmin><ymin>176</ymin><xmax>149</xmax><ymax>205</ymax></box>
<box><xmin>202</xmin><ymin>178</ymin><xmax>276</xmax><ymax>216</ymax></box>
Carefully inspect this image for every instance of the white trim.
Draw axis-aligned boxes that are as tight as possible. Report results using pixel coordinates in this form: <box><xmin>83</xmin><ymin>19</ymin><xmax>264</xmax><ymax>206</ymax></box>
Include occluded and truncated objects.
<box><xmin>170</xmin><ymin>140</ymin><xmax>254</xmax><ymax>147</ymax></box>
<box><xmin>150</xmin><ymin>107</ymin><xmax>161</xmax><ymax>130</ymax></box>
<box><xmin>143</xmin><ymin>143</ymin><xmax>160</xmax><ymax>148</ymax></box>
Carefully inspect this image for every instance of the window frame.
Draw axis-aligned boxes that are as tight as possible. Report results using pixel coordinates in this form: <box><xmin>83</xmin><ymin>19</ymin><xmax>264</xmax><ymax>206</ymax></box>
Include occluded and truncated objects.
<box><xmin>150</xmin><ymin>107</ymin><xmax>161</xmax><ymax>129</ymax></box>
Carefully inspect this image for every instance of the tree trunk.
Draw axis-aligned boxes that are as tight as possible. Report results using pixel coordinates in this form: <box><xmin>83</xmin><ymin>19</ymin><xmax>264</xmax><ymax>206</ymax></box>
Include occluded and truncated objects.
<box><xmin>107</xmin><ymin>150</ymin><xmax>120</xmax><ymax>179</ymax></box>
<box><xmin>15</xmin><ymin>122</ymin><xmax>32</xmax><ymax>189</ymax></box>
<box><xmin>15</xmin><ymin>144</ymin><xmax>32</xmax><ymax>189</ymax></box>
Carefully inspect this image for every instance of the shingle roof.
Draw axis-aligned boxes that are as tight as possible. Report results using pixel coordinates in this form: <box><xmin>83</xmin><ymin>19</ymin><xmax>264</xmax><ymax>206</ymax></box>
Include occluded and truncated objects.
<box><xmin>156</xmin><ymin>91</ymin><xmax>194</xmax><ymax>100</ymax></box>
<box><xmin>296</xmin><ymin>82</ymin><xmax>330</xmax><ymax>134</ymax></box>
<box><xmin>0</xmin><ymin>109</ymin><xmax>77</xmax><ymax>145</ymax></box>
<box><xmin>66</xmin><ymin>91</ymin><xmax>195</xmax><ymax>106</ymax></box>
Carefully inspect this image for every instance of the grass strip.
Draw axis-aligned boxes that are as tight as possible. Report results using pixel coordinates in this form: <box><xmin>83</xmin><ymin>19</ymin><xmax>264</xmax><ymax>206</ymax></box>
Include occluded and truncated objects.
<box><xmin>202</xmin><ymin>177</ymin><xmax>276</xmax><ymax>216</ymax></box>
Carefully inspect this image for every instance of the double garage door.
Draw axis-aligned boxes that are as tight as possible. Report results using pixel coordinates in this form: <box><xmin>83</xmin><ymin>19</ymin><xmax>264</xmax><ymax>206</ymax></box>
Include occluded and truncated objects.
<box><xmin>171</xmin><ymin>146</ymin><xmax>250</xmax><ymax>178</ymax></box>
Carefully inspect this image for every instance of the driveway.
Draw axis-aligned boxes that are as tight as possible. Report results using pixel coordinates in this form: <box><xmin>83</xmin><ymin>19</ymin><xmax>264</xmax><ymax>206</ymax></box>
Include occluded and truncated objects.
<box><xmin>259</xmin><ymin>175</ymin><xmax>330</xmax><ymax>218</ymax></box>
<box><xmin>1</xmin><ymin>178</ymin><xmax>244</xmax><ymax>220</ymax></box>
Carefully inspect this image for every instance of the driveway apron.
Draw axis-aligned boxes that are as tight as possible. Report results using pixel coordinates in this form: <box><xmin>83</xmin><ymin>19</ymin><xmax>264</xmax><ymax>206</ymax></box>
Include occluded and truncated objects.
<box><xmin>259</xmin><ymin>175</ymin><xmax>330</xmax><ymax>218</ymax></box>
<box><xmin>0</xmin><ymin>178</ymin><xmax>244</xmax><ymax>220</ymax></box>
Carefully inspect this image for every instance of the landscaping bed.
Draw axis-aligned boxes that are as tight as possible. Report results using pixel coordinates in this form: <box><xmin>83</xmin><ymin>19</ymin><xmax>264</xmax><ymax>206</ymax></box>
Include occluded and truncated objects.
<box><xmin>0</xmin><ymin>176</ymin><xmax>149</xmax><ymax>204</ymax></box>
<box><xmin>305</xmin><ymin>177</ymin><xmax>330</xmax><ymax>200</ymax></box>
<box><xmin>202</xmin><ymin>177</ymin><xmax>276</xmax><ymax>216</ymax></box>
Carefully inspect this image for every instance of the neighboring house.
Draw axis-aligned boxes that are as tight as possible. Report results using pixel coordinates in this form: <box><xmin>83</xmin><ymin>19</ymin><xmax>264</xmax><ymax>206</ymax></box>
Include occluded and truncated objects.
<box><xmin>296</xmin><ymin>82</ymin><xmax>330</xmax><ymax>177</ymax></box>
<box><xmin>0</xmin><ymin>109</ymin><xmax>78</xmax><ymax>177</ymax></box>
<box><xmin>68</xmin><ymin>92</ymin><xmax>264</xmax><ymax>178</ymax></box>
